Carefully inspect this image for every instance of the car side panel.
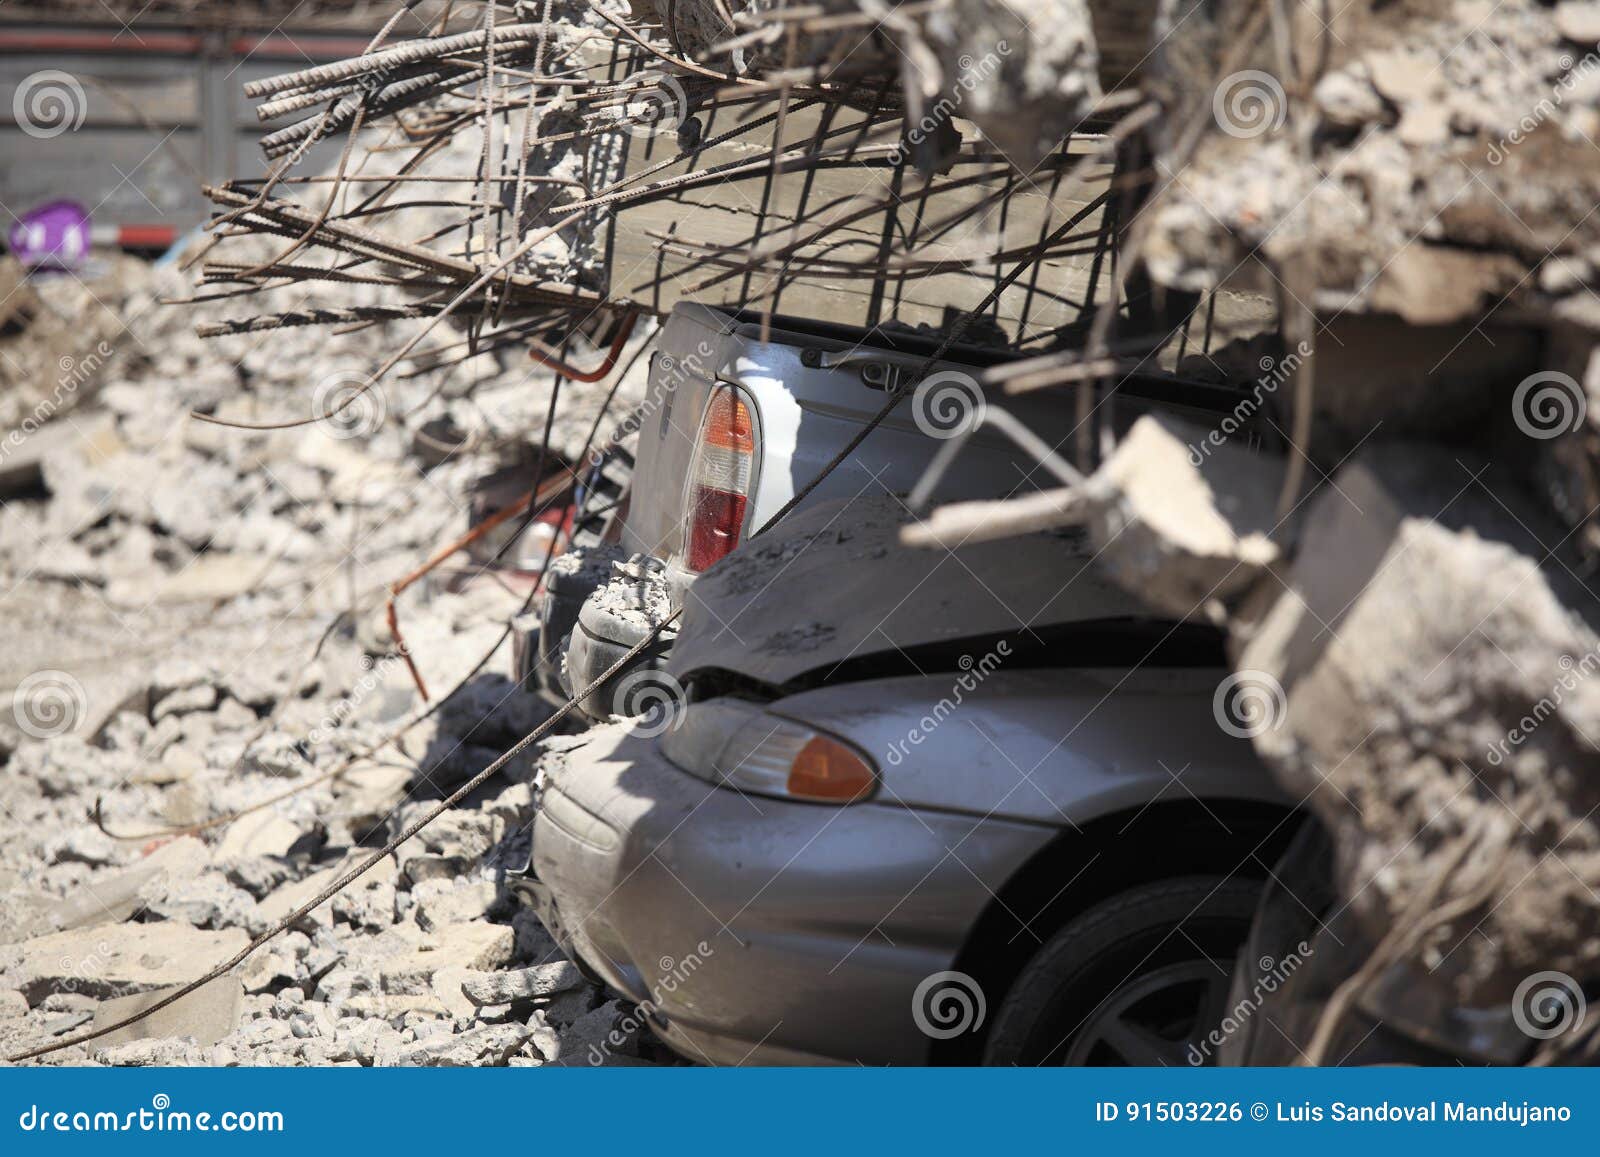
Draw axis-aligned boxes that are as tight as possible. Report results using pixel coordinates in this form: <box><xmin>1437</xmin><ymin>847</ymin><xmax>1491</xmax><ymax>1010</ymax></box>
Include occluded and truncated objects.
<box><xmin>769</xmin><ymin>668</ymin><xmax>1288</xmax><ymax>824</ymax></box>
<box><xmin>530</xmin><ymin>721</ymin><xmax>1055</xmax><ymax>1064</ymax></box>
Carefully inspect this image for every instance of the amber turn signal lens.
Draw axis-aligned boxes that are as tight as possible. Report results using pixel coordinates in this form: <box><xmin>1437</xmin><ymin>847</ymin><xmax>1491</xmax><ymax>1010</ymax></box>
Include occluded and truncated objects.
<box><xmin>786</xmin><ymin>735</ymin><xmax>876</xmax><ymax>803</ymax></box>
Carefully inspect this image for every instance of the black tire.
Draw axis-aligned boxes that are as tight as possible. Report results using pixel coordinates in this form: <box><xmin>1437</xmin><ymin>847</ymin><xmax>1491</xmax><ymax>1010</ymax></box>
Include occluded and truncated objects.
<box><xmin>983</xmin><ymin>876</ymin><xmax>1261</xmax><ymax>1066</ymax></box>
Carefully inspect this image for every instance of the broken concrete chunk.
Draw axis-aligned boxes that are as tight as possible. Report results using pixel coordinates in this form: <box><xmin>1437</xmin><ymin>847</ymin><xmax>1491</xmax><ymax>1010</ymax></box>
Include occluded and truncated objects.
<box><xmin>413</xmin><ymin>879</ymin><xmax>498</xmax><ymax>933</ymax></box>
<box><xmin>214</xmin><ymin>812</ymin><xmax>306</xmax><ymax>862</ymax></box>
<box><xmin>383</xmin><ymin>1021</ymin><xmax>531</xmax><ymax>1067</ymax></box>
<box><xmin>459</xmin><ymin>961</ymin><xmax>585</xmax><ymax>1007</ymax></box>
<box><xmin>152</xmin><ymin>683</ymin><xmax>219</xmax><ymax>721</ymax></box>
<box><xmin>212</xmin><ymin>696</ymin><xmax>258</xmax><ymax>733</ymax></box>
<box><xmin>1365</xmin><ymin>49</ymin><xmax>1441</xmax><ymax>107</ymax></box>
<box><xmin>378</xmin><ymin>922</ymin><xmax>515</xmax><ymax>995</ymax></box>
<box><xmin>93</xmin><ymin>1037</ymin><xmax>207</xmax><ymax>1066</ymax></box>
<box><xmin>340</xmin><ymin>1018</ymin><xmax>404</xmax><ymax>1065</ymax></box>
<box><xmin>142</xmin><ymin>871</ymin><xmax>257</xmax><ymax>930</ymax></box>
<box><xmin>334</xmin><ymin>761</ymin><xmax>412</xmax><ymax>834</ymax></box>
<box><xmin>39</xmin><ymin>992</ymin><xmax>97</xmax><ymax>1014</ymax></box>
<box><xmin>108</xmin><ymin>552</ymin><xmax>279</xmax><ymax>608</ymax></box>
<box><xmin>1313</xmin><ymin>68</ymin><xmax>1386</xmax><ymax>129</ymax></box>
<box><xmin>239</xmin><ymin>947</ymin><xmax>300</xmax><ymax>995</ymax></box>
<box><xmin>396</xmin><ymin>809</ymin><xmax>501</xmax><ymax>884</ymax></box>
<box><xmin>1368</xmin><ymin>247</ymin><xmax>1525</xmax><ymax>327</ymax></box>
<box><xmin>329</xmin><ymin>866</ymin><xmax>398</xmax><ymax>933</ymax></box>
<box><xmin>399</xmin><ymin>853</ymin><xmax>474</xmax><ymax>885</ymax></box>
<box><xmin>30</xmin><ymin>836</ymin><xmax>209</xmax><ymax>936</ymax></box>
<box><xmin>47</xmin><ymin>829</ymin><xmax>117</xmax><ymax>868</ymax></box>
<box><xmin>343</xmin><ymin>992</ymin><xmax>449</xmax><ymax>1022</ymax></box>
<box><xmin>429</xmin><ymin>965</ymin><xmax>477</xmax><ymax>1020</ymax></box>
<box><xmin>1080</xmin><ymin>414</ymin><xmax>1284</xmax><ymax>618</ymax></box>
<box><xmin>522</xmin><ymin>1014</ymin><xmax>562</xmax><ymax>1065</ymax></box>
<box><xmin>0</xmin><ymin>411</ymin><xmax>118</xmax><ymax>500</ymax></box>
<box><xmin>225</xmin><ymin>855</ymin><xmax>296</xmax><ymax>899</ymax></box>
<box><xmin>485</xmin><ymin>781</ymin><xmax>534</xmax><ymax>831</ymax></box>
<box><xmin>1237</xmin><ymin>444</ymin><xmax>1600</xmax><ymax>997</ymax></box>
<box><xmin>5</xmin><ymin>922</ymin><xmax>248</xmax><ymax>1006</ymax></box>
<box><xmin>92</xmin><ymin>975</ymin><xmax>243</xmax><ymax>1049</ymax></box>
<box><xmin>242</xmin><ymin>733</ymin><xmax>308</xmax><ymax>778</ymax></box>
<box><xmin>540</xmin><ymin>984</ymin><xmax>600</xmax><ymax>1028</ymax></box>
<box><xmin>254</xmin><ymin>851</ymin><xmax>396</xmax><ymax>934</ymax></box>
<box><xmin>922</xmin><ymin>0</ymin><xmax>1102</xmax><ymax>168</ymax></box>
<box><xmin>1556</xmin><ymin>1</ymin><xmax>1600</xmax><ymax>43</ymax></box>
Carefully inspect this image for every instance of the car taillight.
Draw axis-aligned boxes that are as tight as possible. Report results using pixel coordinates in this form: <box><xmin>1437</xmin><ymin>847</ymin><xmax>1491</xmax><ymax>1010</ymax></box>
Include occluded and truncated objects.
<box><xmin>686</xmin><ymin>386</ymin><xmax>754</xmax><ymax>572</ymax></box>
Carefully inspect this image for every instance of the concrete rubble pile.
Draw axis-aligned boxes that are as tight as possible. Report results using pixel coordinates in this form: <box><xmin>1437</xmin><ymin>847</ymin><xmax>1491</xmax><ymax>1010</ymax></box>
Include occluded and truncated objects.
<box><xmin>1146</xmin><ymin>0</ymin><xmax>1600</xmax><ymax>328</ymax></box>
<box><xmin>0</xmin><ymin>129</ymin><xmax>658</xmax><ymax>1063</ymax></box>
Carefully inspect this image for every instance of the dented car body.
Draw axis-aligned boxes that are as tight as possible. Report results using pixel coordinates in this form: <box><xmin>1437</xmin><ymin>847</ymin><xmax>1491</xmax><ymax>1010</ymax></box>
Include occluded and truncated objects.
<box><xmin>517</xmin><ymin>302</ymin><xmax>1272</xmax><ymax>724</ymax></box>
<box><xmin>519</xmin><ymin>496</ymin><xmax>1293</xmax><ymax>1065</ymax></box>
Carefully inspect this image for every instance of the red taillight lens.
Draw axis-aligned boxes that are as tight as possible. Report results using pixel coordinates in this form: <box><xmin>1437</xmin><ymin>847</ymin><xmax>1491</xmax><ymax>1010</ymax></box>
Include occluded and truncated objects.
<box><xmin>688</xmin><ymin>485</ymin><xmax>748</xmax><ymax>572</ymax></box>
<box><xmin>686</xmin><ymin>387</ymin><xmax>754</xmax><ymax>572</ymax></box>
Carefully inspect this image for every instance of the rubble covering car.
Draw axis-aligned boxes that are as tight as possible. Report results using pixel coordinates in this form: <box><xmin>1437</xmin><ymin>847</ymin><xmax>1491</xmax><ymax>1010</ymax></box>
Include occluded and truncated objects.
<box><xmin>512</xmin><ymin>301</ymin><xmax>1271</xmax><ymax>723</ymax></box>
<box><xmin>515</xmin><ymin>494</ymin><xmax>1295</xmax><ymax>1065</ymax></box>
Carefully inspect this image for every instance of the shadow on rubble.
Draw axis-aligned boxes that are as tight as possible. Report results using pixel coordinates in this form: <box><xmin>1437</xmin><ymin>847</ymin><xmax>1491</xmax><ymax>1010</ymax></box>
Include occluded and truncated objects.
<box><xmin>353</xmin><ymin>670</ymin><xmax>567</xmax><ymax>878</ymax></box>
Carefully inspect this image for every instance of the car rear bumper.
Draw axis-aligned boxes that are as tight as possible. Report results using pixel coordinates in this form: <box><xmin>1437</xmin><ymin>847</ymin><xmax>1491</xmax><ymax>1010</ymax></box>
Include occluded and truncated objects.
<box><xmin>521</xmin><ymin>721</ymin><xmax>1053</xmax><ymax>1066</ymax></box>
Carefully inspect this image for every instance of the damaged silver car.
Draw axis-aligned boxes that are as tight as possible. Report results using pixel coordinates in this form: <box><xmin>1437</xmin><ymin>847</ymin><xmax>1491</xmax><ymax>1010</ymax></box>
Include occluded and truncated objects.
<box><xmin>513</xmin><ymin>301</ymin><xmax>1266</xmax><ymax>727</ymax></box>
<box><xmin>516</xmin><ymin>495</ymin><xmax>1294</xmax><ymax>1065</ymax></box>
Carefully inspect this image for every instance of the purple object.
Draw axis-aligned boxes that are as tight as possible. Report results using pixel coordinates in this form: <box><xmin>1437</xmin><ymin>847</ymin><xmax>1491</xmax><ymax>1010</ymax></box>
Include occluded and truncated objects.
<box><xmin>8</xmin><ymin>200</ymin><xmax>91</xmax><ymax>271</ymax></box>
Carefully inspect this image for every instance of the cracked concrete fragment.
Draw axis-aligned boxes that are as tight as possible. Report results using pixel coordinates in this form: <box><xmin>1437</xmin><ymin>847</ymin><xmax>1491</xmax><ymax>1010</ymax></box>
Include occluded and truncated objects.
<box><xmin>1080</xmin><ymin>414</ymin><xmax>1284</xmax><ymax>619</ymax></box>
<box><xmin>1237</xmin><ymin>444</ymin><xmax>1600</xmax><ymax>998</ymax></box>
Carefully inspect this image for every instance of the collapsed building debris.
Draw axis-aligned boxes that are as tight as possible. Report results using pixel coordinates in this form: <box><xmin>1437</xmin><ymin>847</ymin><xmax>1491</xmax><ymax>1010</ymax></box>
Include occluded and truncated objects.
<box><xmin>6</xmin><ymin>0</ymin><xmax>1600</xmax><ymax>1067</ymax></box>
<box><xmin>895</xmin><ymin>0</ymin><xmax>1600</xmax><ymax>1060</ymax></box>
<box><xmin>0</xmin><ymin>106</ymin><xmax>655</xmax><ymax>1065</ymax></box>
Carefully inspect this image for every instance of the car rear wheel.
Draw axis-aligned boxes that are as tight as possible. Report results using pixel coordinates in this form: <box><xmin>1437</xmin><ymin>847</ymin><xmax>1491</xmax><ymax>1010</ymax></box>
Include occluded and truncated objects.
<box><xmin>983</xmin><ymin>876</ymin><xmax>1261</xmax><ymax>1066</ymax></box>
